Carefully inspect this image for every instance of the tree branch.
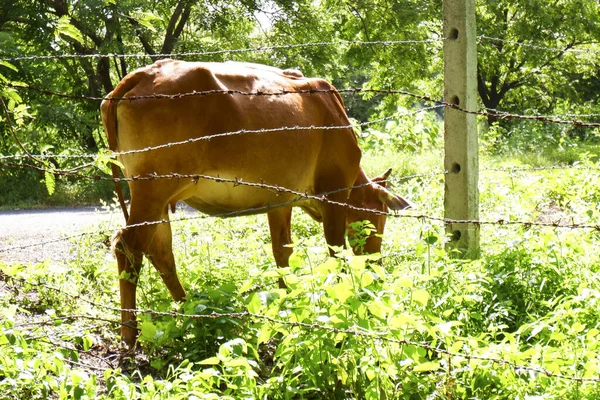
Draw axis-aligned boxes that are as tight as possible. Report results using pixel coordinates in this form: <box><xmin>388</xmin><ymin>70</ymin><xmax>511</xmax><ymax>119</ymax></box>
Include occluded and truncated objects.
<box><xmin>161</xmin><ymin>0</ymin><xmax>193</xmax><ymax>55</ymax></box>
<box><xmin>125</xmin><ymin>15</ymin><xmax>156</xmax><ymax>56</ymax></box>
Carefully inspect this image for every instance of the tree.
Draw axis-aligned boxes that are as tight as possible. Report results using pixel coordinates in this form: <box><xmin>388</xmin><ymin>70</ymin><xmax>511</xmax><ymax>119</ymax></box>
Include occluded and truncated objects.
<box><xmin>0</xmin><ymin>0</ymin><xmax>266</xmax><ymax>155</ymax></box>
<box><xmin>476</xmin><ymin>0</ymin><xmax>600</xmax><ymax>125</ymax></box>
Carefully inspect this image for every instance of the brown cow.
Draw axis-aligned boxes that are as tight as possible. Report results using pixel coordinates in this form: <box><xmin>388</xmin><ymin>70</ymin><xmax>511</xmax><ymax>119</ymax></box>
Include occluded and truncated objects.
<box><xmin>100</xmin><ymin>60</ymin><xmax>411</xmax><ymax>347</ymax></box>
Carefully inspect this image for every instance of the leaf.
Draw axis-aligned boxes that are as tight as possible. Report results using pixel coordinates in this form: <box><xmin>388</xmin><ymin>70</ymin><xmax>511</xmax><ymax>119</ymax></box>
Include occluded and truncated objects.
<box><xmin>583</xmin><ymin>360</ymin><xmax>598</xmax><ymax>378</ymax></box>
<box><xmin>238</xmin><ymin>278</ymin><xmax>254</xmax><ymax>294</ymax></box>
<box><xmin>130</xmin><ymin>11</ymin><xmax>161</xmax><ymax>32</ymax></box>
<box><xmin>198</xmin><ymin>356</ymin><xmax>221</xmax><ymax>365</ymax></box>
<box><xmin>150</xmin><ymin>359</ymin><xmax>167</xmax><ymax>370</ymax></box>
<box><xmin>139</xmin><ymin>320</ymin><xmax>157</xmax><ymax>340</ymax></box>
<box><xmin>257</xmin><ymin>325</ymin><xmax>273</xmax><ymax>344</ymax></box>
<box><xmin>571</xmin><ymin>322</ymin><xmax>586</xmax><ymax>334</ymax></box>
<box><xmin>220</xmin><ymin>338</ymin><xmax>247</xmax><ymax>357</ymax></box>
<box><xmin>283</xmin><ymin>273</ymin><xmax>299</xmax><ymax>285</ymax></box>
<box><xmin>412</xmin><ymin>289</ymin><xmax>430</xmax><ymax>306</ymax></box>
<box><xmin>82</xmin><ymin>335</ymin><xmax>93</xmax><ymax>351</ymax></box>
<box><xmin>544</xmin><ymin>361</ymin><xmax>560</xmax><ymax>375</ymax></box>
<box><xmin>450</xmin><ymin>340</ymin><xmax>464</xmax><ymax>353</ymax></box>
<box><xmin>549</xmin><ymin>331</ymin><xmax>566</xmax><ymax>342</ymax></box>
<box><xmin>413</xmin><ymin>361</ymin><xmax>440</xmax><ymax>372</ymax></box>
<box><xmin>424</xmin><ymin>232</ymin><xmax>438</xmax><ymax>245</ymax></box>
<box><xmin>325</xmin><ymin>281</ymin><xmax>353</xmax><ymax>303</ymax></box>
<box><xmin>44</xmin><ymin>170</ymin><xmax>56</xmax><ymax>195</ymax></box>
<box><xmin>0</xmin><ymin>87</ymin><xmax>22</xmax><ymax>104</ymax></box>
<box><xmin>528</xmin><ymin>323</ymin><xmax>546</xmax><ymax>340</ymax></box>
<box><xmin>348</xmin><ymin>255</ymin><xmax>366</xmax><ymax>272</ymax></box>
<box><xmin>246</xmin><ymin>293</ymin><xmax>261</xmax><ymax>313</ymax></box>
<box><xmin>369</xmin><ymin>262</ymin><xmax>387</xmax><ymax>278</ymax></box>
<box><xmin>397</xmin><ymin>277</ymin><xmax>413</xmax><ymax>288</ymax></box>
<box><xmin>55</xmin><ymin>16</ymin><xmax>85</xmax><ymax>45</ymax></box>
<box><xmin>390</xmin><ymin>313</ymin><xmax>416</xmax><ymax>328</ymax></box>
<box><xmin>0</xmin><ymin>60</ymin><xmax>18</xmax><ymax>72</ymax></box>
<box><xmin>367</xmin><ymin>301</ymin><xmax>387</xmax><ymax>319</ymax></box>
<box><xmin>289</xmin><ymin>252</ymin><xmax>303</xmax><ymax>269</ymax></box>
<box><xmin>360</xmin><ymin>271</ymin><xmax>374</xmax><ymax>287</ymax></box>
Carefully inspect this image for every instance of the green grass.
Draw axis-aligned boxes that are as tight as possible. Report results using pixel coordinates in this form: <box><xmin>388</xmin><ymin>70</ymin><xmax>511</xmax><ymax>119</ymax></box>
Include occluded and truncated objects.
<box><xmin>1</xmin><ymin>145</ymin><xmax>600</xmax><ymax>399</ymax></box>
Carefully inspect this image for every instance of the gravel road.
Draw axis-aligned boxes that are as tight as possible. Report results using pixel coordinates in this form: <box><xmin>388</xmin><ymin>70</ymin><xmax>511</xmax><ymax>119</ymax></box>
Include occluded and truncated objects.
<box><xmin>0</xmin><ymin>206</ymin><xmax>122</xmax><ymax>265</ymax></box>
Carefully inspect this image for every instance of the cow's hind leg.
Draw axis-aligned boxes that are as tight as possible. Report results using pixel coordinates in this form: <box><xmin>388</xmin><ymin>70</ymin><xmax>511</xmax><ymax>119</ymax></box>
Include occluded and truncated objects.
<box><xmin>115</xmin><ymin>200</ymin><xmax>185</xmax><ymax>348</ymax></box>
<box><xmin>267</xmin><ymin>207</ymin><xmax>293</xmax><ymax>288</ymax></box>
<box><xmin>144</xmin><ymin>216</ymin><xmax>186</xmax><ymax>302</ymax></box>
<box><xmin>113</xmin><ymin>230</ymin><xmax>143</xmax><ymax>348</ymax></box>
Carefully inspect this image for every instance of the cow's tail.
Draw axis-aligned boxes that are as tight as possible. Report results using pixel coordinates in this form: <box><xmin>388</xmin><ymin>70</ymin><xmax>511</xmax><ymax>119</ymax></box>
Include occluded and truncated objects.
<box><xmin>101</xmin><ymin>71</ymin><xmax>145</xmax><ymax>222</ymax></box>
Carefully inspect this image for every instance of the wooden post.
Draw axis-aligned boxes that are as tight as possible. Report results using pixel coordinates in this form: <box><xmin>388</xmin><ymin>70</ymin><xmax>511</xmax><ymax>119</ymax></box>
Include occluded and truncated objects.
<box><xmin>443</xmin><ymin>0</ymin><xmax>480</xmax><ymax>258</ymax></box>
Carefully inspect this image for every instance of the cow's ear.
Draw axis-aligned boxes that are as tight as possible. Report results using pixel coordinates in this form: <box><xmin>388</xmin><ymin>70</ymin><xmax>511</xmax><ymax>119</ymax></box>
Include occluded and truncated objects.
<box><xmin>372</xmin><ymin>167</ymin><xmax>393</xmax><ymax>188</ymax></box>
<box><xmin>376</xmin><ymin>186</ymin><xmax>413</xmax><ymax>210</ymax></box>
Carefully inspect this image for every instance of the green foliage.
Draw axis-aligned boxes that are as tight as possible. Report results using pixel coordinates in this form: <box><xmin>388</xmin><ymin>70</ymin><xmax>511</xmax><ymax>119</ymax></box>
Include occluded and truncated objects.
<box><xmin>2</xmin><ymin>0</ymin><xmax>600</xmax><ymax>397</ymax></box>
<box><xmin>2</xmin><ymin>150</ymin><xmax>600</xmax><ymax>398</ymax></box>
<box><xmin>476</xmin><ymin>0</ymin><xmax>600</xmax><ymax>148</ymax></box>
<box><xmin>357</xmin><ymin>107</ymin><xmax>443</xmax><ymax>153</ymax></box>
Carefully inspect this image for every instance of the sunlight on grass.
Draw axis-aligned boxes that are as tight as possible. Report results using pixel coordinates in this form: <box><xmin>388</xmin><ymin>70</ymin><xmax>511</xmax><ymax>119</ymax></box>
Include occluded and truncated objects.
<box><xmin>1</xmin><ymin>144</ymin><xmax>600</xmax><ymax>398</ymax></box>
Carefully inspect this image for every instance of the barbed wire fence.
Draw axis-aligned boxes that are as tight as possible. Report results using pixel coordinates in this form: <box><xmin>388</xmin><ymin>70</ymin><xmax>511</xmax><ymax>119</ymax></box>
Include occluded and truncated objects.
<box><xmin>1</xmin><ymin>34</ymin><xmax>600</xmax><ymax>387</ymax></box>
<box><xmin>2</xmin><ymin>268</ymin><xmax>600</xmax><ymax>384</ymax></box>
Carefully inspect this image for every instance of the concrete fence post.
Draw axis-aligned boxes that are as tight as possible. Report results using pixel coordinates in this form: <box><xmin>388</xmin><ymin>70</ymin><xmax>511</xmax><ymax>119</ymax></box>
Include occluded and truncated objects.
<box><xmin>443</xmin><ymin>0</ymin><xmax>480</xmax><ymax>257</ymax></box>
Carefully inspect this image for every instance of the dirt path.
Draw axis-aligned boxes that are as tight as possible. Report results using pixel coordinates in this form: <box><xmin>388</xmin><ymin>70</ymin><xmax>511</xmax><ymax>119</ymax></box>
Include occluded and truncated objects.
<box><xmin>0</xmin><ymin>207</ymin><xmax>122</xmax><ymax>265</ymax></box>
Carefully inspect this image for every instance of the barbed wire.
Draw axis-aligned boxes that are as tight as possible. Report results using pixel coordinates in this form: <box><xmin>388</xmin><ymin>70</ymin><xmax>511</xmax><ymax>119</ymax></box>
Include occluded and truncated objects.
<box><xmin>0</xmin><ymin>106</ymin><xmax>440</xmax><ymax>161</ymax></box>
<box><xmin>1</xmin><ymin>96</ymin><xmax>598</xmax><ymax>243</ymax></box>
<box><xmin>0</xmin><ymin>38</ymin><xmax>444</xmax><ymax>62</ymax></box>
<box><xmin>1</xmin><ymin>161</ymin><xmax>598</xmax><ymax>256</ymax></box>
<box><xmin>0</xmin><ymin>168</ymin><xmax>416</xmax><ymax>254</ymax></box>
<box><xmin>484</xmin><ymin>106</ymin><xmax>600</xmax><ymax>120</ymax></box>
<box><xmin>0</xmin><ymin>230</ymin><xmax>106</xmax><ymax>254</ymax></box>
<box><xmin>2</xmin><ymin>35</ymin><xmax>597</xmax><ymax>63</ymax></box>
<box><xmin>1</xmin><ymin>269</ymin><xmax>599</xmax><ymax>384</ymax></box>
<box><xmin>0</xmin><ymin>153</ymin><xmax>97</xmax><ymax>160</ymax></box>
<box><xmin>112</xmin><ymin>107</ymin><xmax>441</xmax><ymax>157</ymax></box>
<box><xmin>7</xmin><ymin>82</ymin><xmax>600</xmax><ymax>128</ymax></box>
<box><xmin>2</xmin><ymin>29</ymin><xmax>600</xmax><ymax>390</ymax></box>
<box><xmin>5</xmin><ymin>82</ymin><xmax>430</xmax><ymax>102</ymax></box>
<box><xmin>478</xmin><ymin>35</ymin><xmax>600</xmax><ymax>55</ymax></box>
<box><xmin>481</xmin><ymin>164</ymin><xmax>599</xmax><ymax>174</ymax></box>
<box><xmin>1</xmin><ymin>149</ymin><xmax>597</xmax><ymax>177</ymax></box>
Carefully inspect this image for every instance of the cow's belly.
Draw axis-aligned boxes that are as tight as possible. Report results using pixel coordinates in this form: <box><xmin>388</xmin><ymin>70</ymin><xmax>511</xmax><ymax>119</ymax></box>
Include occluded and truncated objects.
<box><xmin>180</xmin><ymin>173</ymin><xmax>317</xmax><ymax>217</ymax></box>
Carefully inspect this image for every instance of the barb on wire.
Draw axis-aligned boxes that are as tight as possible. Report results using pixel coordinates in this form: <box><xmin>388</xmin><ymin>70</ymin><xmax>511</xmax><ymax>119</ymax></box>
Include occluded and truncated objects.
<box><xmin>0</xmin><ymin>38</ymin><xmax>444</xmax><ymax>62</ymax></box>
<box><xmin>478</xmin><ymin>35</ymin><xmax>600</xmax><ymax>55</ymax></box>
<box><xmin>481</xmin><ymin>165</ymin><xmax>600</xmax><ymax>174</ymax></box>
<box><xmin>0</xmin><ymin>230</ymin><xmax>106</xmax><ymax>253</ymax></box>
<box><xmin>483</xmin><ymin>107</ymin><xmax>600</xmax><ymax>120</ymax></box>
<box><xmin>0</xmin><ymin>153</ymin><xmax>97</xmax><ymax>161</ymax></box>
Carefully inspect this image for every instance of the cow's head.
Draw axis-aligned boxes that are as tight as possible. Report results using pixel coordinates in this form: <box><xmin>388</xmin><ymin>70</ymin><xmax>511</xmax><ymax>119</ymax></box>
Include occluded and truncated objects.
<box><xmin>347</xmin><ymin>168</ymin><xmax>412</xmax><ymax>254</ymax></box>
